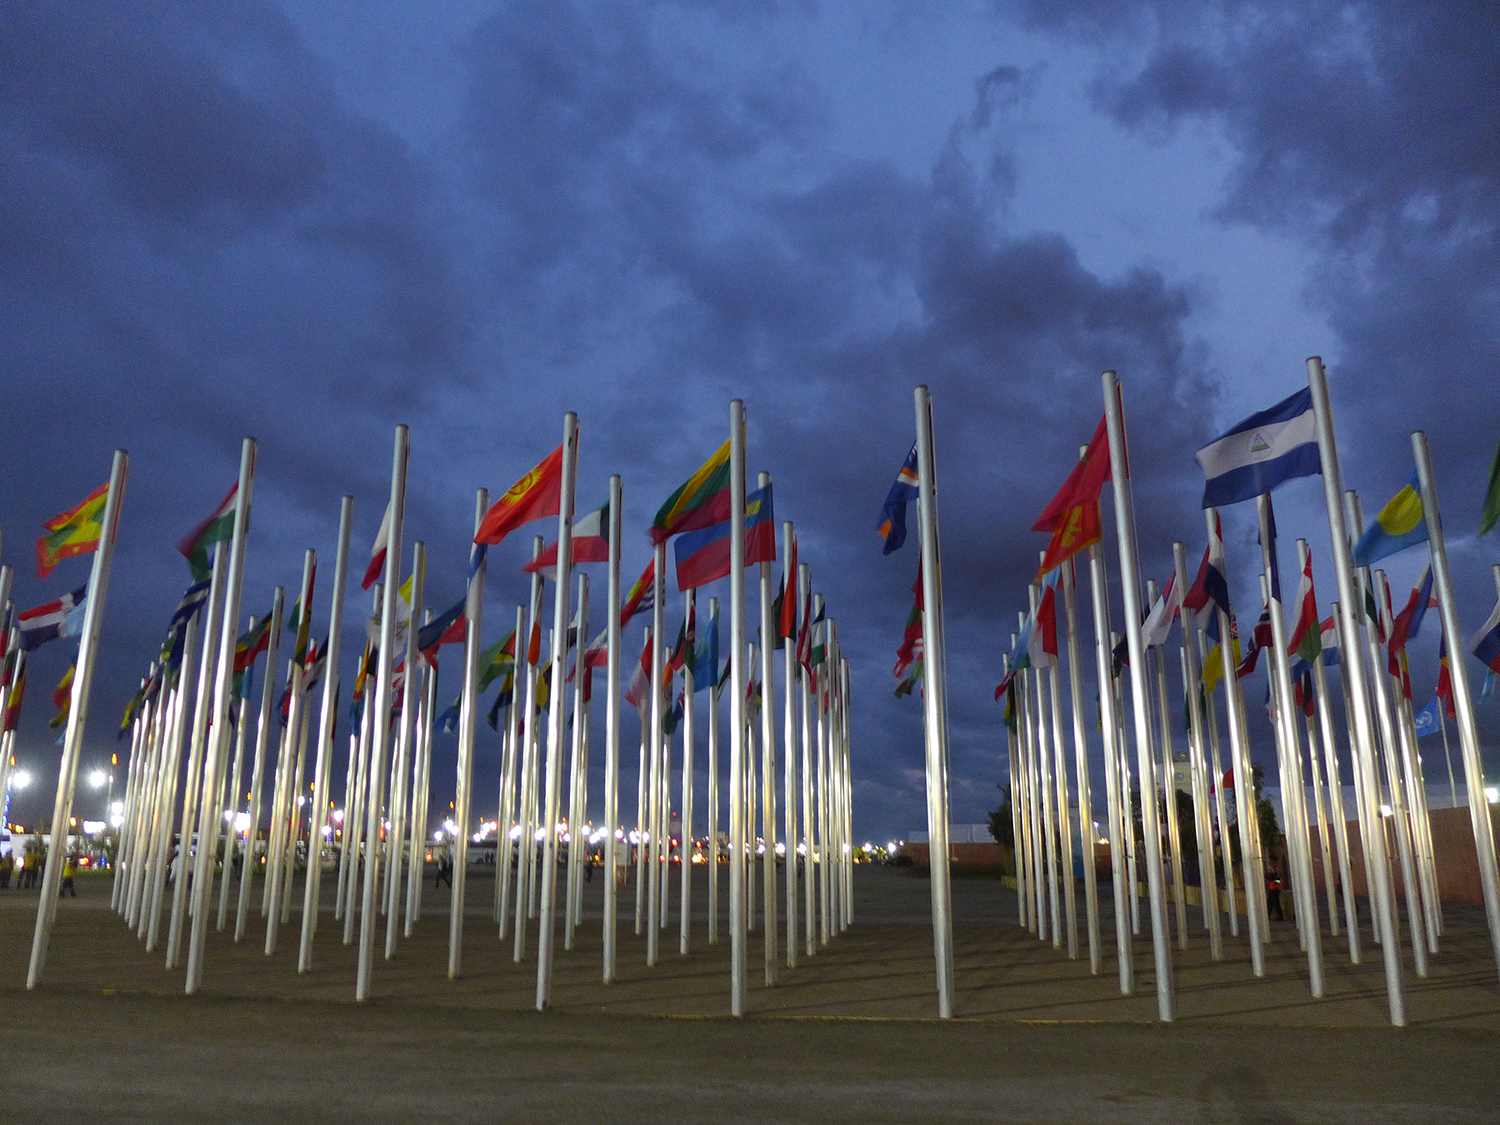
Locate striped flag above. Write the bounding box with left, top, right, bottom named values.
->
left=524, top=499, right=611, bottom=577
left=362, top=501, right=393, bottom=590
left=620, top=557, right=655, bottom=627
left=35, top=482, right=108, bottom=578
left=1194, top=388, right=1320, bottom=508
left=1287, top=552, right=1321, bottom=665
left=1184, top=512, right=1231, bottom=629
left=18, top=585, right=87, bottom=652
left=179, top=484, right=239, bottom=581
left=651, top=440, right=730, bottom=545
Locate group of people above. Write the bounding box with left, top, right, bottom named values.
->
left=0, top=849, right=49, bottom=890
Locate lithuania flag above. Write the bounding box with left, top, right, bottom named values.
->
left=35, top=482, right=108, bottom=578
left=650, top=440, right=730, bottom=544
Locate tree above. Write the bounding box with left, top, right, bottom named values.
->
left=988, top=784, right=1014, bottom=850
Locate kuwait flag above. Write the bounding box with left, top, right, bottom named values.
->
left=35, top=481, right=109, bottom=578
left=524, top=499, right=610, bottom=578
left=475, top=443, right=565, bottom=547
left=672, top=485, right=775, bottom=591
left=651, top=440, right=730, bottom=544
left=19, top=585, right=88, bottom=652
left=179, top=484, right=239, bottom=581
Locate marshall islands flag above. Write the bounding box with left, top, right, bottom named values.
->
left=1194, top=387, right=1321, bottom=508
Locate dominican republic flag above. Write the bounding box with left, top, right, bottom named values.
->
left=19, top=585, right=88, bottom=652
left=1194, top=387, right=1320, bottom=508
left=1469, top=595, right=1500, bottom=675
left=524, top=499, right=611, bottom=578
left=672, top=485, right=776, bottom=591
left=362, top=500, right=393, bottom=590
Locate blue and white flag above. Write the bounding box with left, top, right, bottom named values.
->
left=1413, top=696, right=1442, bottom=739
left=1194, top=388, right=1321, bottom=508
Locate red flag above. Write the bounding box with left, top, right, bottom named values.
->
left=1033, top=416, right=1111, bottom=533
left=475, top=443, right=565, bottom=547
left=1038, top=582, right=1059, bottom=658
left=526, top=620, right=542, bottom=666
left=779, top=531, right=798, bottom=640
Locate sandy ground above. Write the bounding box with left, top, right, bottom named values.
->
left=2, top=863, right=1497, bottom=1123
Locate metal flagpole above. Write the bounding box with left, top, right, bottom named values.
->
left=1029, top=586, right=1060, bottom=948
left=266, top=552, right=315, bottom=950
left=1414, top=432, right=1500, bottom=977
left=799, top=569, right=814, bottom=958
left=342, top=647, right=375, bottom=943
left=514, top=539, right=546, bottom=960
left=757, top=472, right=779, bottom=981
left=707, top=600, right=721, bottom=946
left=635, top=692, right=648, bottom=937
left=407, top=628, right=436, bottom=932
left=1113, top=653, right=1141, bottom=937
left=1044, top=578, right=1078, bottom=959
left=146, top=647, right=193, bottom=948
left=782, top=524, right=799, bottom=968
left=450, top=486, right=490, bottom=980
left=679, top=587, right=695, bottom=955
left=216, top=659, right=252, bottom=931
left=1018, top=615, right=1042, bottom=941
left=647, top=540, right=666, bottom=967
left=603, top=475, right=623, bottom=980
left=280, top=692, right=310, bottom=925
left=384, top=543, right=424, bottom=959
left=1194, top=620, right=1238, bottom=938
left=566, top=574, right=590, bottom=951
left=1147, top=580, right=1188, bottom=950
left=496, top=604, right=524, bottom=936
left=1005, top=648, right=1029, bottom=931
left=913, top=385, right=955, bottom=1018
left=1102, top=371, right=1174, bottom=1021
left=297, top=496, right=352, bottom=966
left=1303, top=698, right=1341, bottom=937
left=168, top=545, right=228, bottom=969
left=728, top=398, right=749, bottom=1015
left=186, top=437, right=256, bottom=991
left=356, top=426, right=408, bottom=999
left=1306, top=356, right=1405, bottom=1024
left=814, top=615, right=830, bottom=945
left=1309, top=614, right=1359, bottom=962
left=28, top=448, right=128, bottom=987
left=1174, top=543, right=1222, bottom=960
left=1087, top=544, right=1131, bottom=990
left=535, top=414, right=578, bottom=1005
left=1062, top=558, right=1102, bottom=972
left=236, top=589, right=283, bottom=942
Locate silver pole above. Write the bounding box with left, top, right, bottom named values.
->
left=1306, top=356, right=1405, bottom=1024
left=495, top=605, right=523, bottom=937
left=635, top=693, right=648, bottom=937
left=1173, top=542, right=1222, bottom=960
left=342, top=647, right=376, bottom=943
left=1146, top=581, right=1187, bottom=950
left=384, top=542, right=424, bottom=959
left=913, top=385, right=955, bottom=1018
left=266, top=552, right=315, bottom=951
left=603, top=475, right=623, bottom=980
left=1102, top=370, right=1174, bottom=1021
left=513, top=539, right=545, bottom=960
left=450, top=486, right=490, bottom=980
left=679, top=587, right=696, bottom=955
left=1045, top=580, right=1078, bottom=959
left=1062, top=557, right=1102, bottom=972
left=1414, top=432, right=1500, bottom=975
left=728, top=398, right=748, bottom=1015
left=216, top=661, right=252, bottom=931
left=357, top=425, right=409, bottom=999
left=236, top=589, right=283, bottom=942
left=782, top=523, right=799, bottom=968
left=408, top=635, right=437, bottom=930
left=646, top=540, right=666, bottom=966
left=707, top=601, right=721, bottom=947
left=1310, top=629, right=1360, bottom=962
left=1030, top=586, right=1060, bottom=948
left=1088, top=543, right=1132, bottom=991
left=566, top=573, right=590, bottom=951
left=28, top=448, right=128, bottom=987
left=757, top=471, right=778, bottom=982
left=799, top=568, right=814, bottom=958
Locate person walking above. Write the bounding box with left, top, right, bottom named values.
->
left=60, top=855, right=77, bottom=898
left=0, top=851, right=13, bottom=889
left=1265, top=864, right=1285, bottom=922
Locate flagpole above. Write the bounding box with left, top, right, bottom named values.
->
left=335, top=653, right=361, bottom=927
left=408, top=628, right=436, bottom=931
left=728, top=398, right=749, bottom=1015
left=280, top=685, right=310, bottom=925
left=342, top=642, right=375, bottom=944
left=511, top=540, right=545, bottom=959
left=1086, top=544, right=1132, bottom=990
left=1173, top=543, right=1222, bottom=960
left=1147, top=580, right=1188, bottom=951
left=635, top=691, right=648, bottom=938
left=1060, top=557, right=1102, bottom=972
left=1308, top=610, right=1360, bottom=962
left=647, top=540, right=666, bottom=968
left=1102, top=371, right=1173, bottom=1021
left=679, top=586, right=696, bottom=955
left=1029, top=585, right=1060, bottom=949
left=265, top=551, right=315, bottom=953
left=566, top=573, right=591, bottom=952
left=1043, top=577, right=1078, bottom=959
left=1019, top=612, right=1044, bottom=942
left=384, top=542, right=424, bottom=959
left=1414, top=432, right=1500, bottom=977
left=445, top=483, right=490, bottom=981
left=781, top=523, right=799, bottom=968
left=144, top=670, right=185, bottom=945
left=756, top=472, right=779, bottom=981
left=186, top=437, right=256, bottom=991
left=1303, top=702, right=1341, bottom=937
left=1004, top=648, right=1029, bottom=931
left=911, top=385, right=954, bottom=1018
left=355, top=425, right=408, bottom=998
left=1205, top=509, right=1268, bottom=974
left=496, top=605, right=523, bottom=938
left=1305, top=357, right=1405, bottom=1025
left=798, top=567, right=815, bottom=958
left=167, top=545, right=229, bottom=969
left=216, top=658, right=252, bottom=931
left=28, top=448, right=127, bottom=987
left=234, top=589, right=283, bottom=942
left=602, top=476, right=623, bottom=980
left=813, top=616, right=830, bottom=945
left=707, top=599, right=722, bottom=946
left=1200, top=636, right=1239, bottom=939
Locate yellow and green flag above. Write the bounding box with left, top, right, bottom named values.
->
left=35, top=482, right=108, bottom=578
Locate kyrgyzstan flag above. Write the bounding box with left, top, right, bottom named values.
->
left=1033, top=414, right=1111, bottom=580
left=475, top=443, right=565, bottom=548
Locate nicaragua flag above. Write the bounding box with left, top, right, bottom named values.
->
left=1353, top=470, right=1427, bottom=568
left=1194, top=388, right=1321, bottom=508
left=19, top=585, right=88, bottom=652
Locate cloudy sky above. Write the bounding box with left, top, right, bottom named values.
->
left=2, top=0, right=1497, bottom=841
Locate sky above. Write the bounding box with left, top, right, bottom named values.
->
left=2, top=0, right=1498, bottom=842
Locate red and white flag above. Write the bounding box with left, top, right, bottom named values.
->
left=362, top=501, right=392, bottom=590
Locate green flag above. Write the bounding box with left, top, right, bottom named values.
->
left=1481, top=435, right=1500, bottom=535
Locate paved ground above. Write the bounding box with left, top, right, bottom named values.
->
left=3, top=864, right=1498, bottom=1122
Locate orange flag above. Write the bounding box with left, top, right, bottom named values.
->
left=474, top=443, right=565, bottom=547
left=1034, top=414, right=1111, bottom=579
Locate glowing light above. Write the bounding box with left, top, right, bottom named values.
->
left=1488, top=787, right=1499, bottom=805
left=1380, top=804, right=1394, bottom=818
left=332, top=809, right=345, bottom=824
left=88, top=769, right=108, bottom=789
left=433, top=831, right=444, bottom=842
left=110, top=800, right=123, bottom=815
left=887, top=841, right=898, bottom=853
left=12, top=769, right=32, bottom=789
left=861, top=842, right=874, bottom=853
left=509, top=825, right=522, bottom=840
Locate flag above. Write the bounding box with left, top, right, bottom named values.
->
left=779, top=532, right=798, bottom=639
left=1287, top=552, right=1322, bottom=665
left=437, top=695, right=462, bottom=735
left=1353, top=470, right=1427, bottom=567
left=1033, top=415, right=1111, bottom=578
left=809, top=606, right=827, bottom=668
left=1413, top=696, right=1442, bottom=739
left=362, top=501, right=393, bottom=590
left=1318, top=615, right=1340, bottom=667
left=524, top=498, right=612, bottom=577
left=692, top=611, right=718, bottom=690
left=475, top=442, right=566, bottom=547
left=1141, top=572, right=1182, bottom=648
left=718, top=655, right=732, bottom=693
left=486, top=671, right=515, bottom=731
left=895, top=655, right=924, bottom=700
left=651, top=440, right=731, bottom=545
left=3, top=665, right=25, bottom=733
left=893, top=564, right=923, bottom=681
left=179, top=484, right=240, bottom=582
left=1482, top=435, right=1500, bottom=536
left=616, top=558, right=654, bottom=629
left=673, top=485, right=776, bottom=590
left=877, top=443, right=919, bottom=555
left=624, top=630, right=652, bottom=709
left=477, top=628, right=518, bottom=692
left=18, top=585, right=88, bottom=652
left=795, top=580, right=813, bottom=670
left=1194, top=387, right=1320, bottom=508
left=233, top=615, right=273, bottom=673
left=1386, top=565, right=1434, bottom=676
left=1184, top=512, right=1231, bottom=630
left=1469, top=596, right=1500, bottom=675
left=1436, top=636, right=1457, bottom=720
left=51, top=661, right=75, bottom=712
left=35, top=482, right=108, bottom=578
left=1201, top=617, right=1244, bottom=694
left=418, top=597, right=467, bottom=663
left=164, top=579, right=211, bottom=655
left=1038, top=577, right=1060, bottom=657
left=535, top=663, right=552, bottom=712
left=118, top=686, right=143, bottom=740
